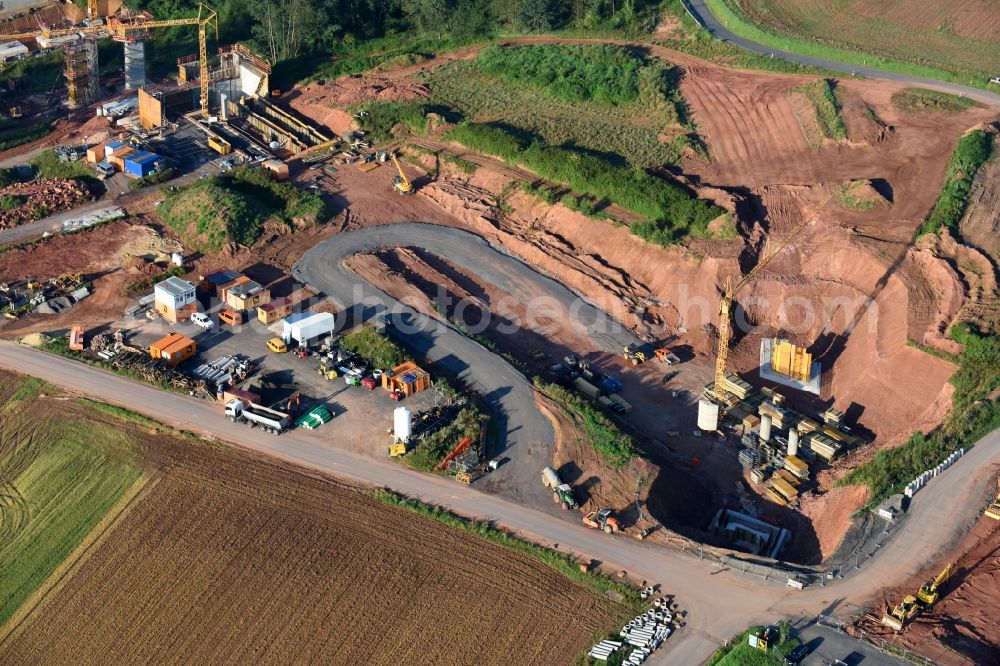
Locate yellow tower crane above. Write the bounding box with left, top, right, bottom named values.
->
left=0, top=4, right=218, bottom=116
left=108, top=4, right=218, bottom=116
left=711, top=197, right=831, bottom=400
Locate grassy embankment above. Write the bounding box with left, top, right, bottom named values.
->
left=535, top=379, right=637, bottom=468
left=157, top=167, right=325, bottom=253
left=793, top=79, right=847, bottom=141
left=916, top=130, right=994, bottom=238
left=0, top=375, right=144, bottom=625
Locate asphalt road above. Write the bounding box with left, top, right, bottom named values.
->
left=683, top=0, right=1000, bottom=108
left=294, top=223, right=645, bottom=507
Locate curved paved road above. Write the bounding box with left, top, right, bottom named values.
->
left=294, top=223, right=643, bottom=507
left=683, top=0, right=1000, bottom=108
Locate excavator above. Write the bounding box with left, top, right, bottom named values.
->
left=390, top=153, right=414, bottom=195
left=582, top=508, right=620, bottom=534
left=917, top=563, right=953, bottom=606
left=881, top=563, right=953, bottom=630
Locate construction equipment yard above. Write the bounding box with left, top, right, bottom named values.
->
left=0, top=1, right=998, bottom=664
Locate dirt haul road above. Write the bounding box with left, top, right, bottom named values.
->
left=294, top=223, right=645, bottom=507
left=2, top=341, right=999, bottom=664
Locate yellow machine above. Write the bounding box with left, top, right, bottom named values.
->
left=917, top=564, right=953, bottom=606
left=985, top=478, right=1000, bottom=520
left=207, top=135, right=232, bottom=155
left=624, top=344, right=647, bottom=366
left=391, top=154, right=413, bottom=195
left=388, top=441, right=407, bottom=457
left=882, top=595, right=921, bottom=631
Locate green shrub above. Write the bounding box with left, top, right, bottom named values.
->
left=404, top=404, right=486, bottom=472
left=917, top=130, right=994, bottom=237
left=477, top=44, right=651, bottom=106
left=0, top=194, right=22, bottom=210
left=128, top=167, right=176, bottom=191
left=446, top=122, right=721, bottom=244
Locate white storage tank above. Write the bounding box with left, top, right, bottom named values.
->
left=171, top=252, right=184, bottom=267
left=697, top=399, right=720, bottom=432
left=760, top=414, right=772, bottom=442
left=787, top=429, right=799, bottom=456
left=393, top=407, right=412, bottom=443
left=542, top=466, right=561, bottom=489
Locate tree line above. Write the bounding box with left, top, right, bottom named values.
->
left=125, top=0, right=663, bottom=65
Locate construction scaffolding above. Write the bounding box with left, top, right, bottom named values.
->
left=769, top=338, right=813, bottom=381
left=64, top=39, right=99, bottom=107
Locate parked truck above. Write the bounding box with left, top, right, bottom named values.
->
left=541, top=466, right=578, bottom=510
left=573, top=376, right=602, bottom=400
left=224, top=398, right=289, bottom=435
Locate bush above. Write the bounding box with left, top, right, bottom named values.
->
left=0, top=122, right=50, bottom=152
left=355, top=100, right=429, bottom=138
left=917, top=130, right=994, bottom=237
left=29, top=149, right=94, bottom=181
left=338, top=326, right=405, bottom=369
left=893, top=88, right=981, bottom=114
left=128, top=167, right=176, bottom=191
left=446, top=122, right=721, bottom=243
left=0, top=194, right=22, bottom=210
left=404, top=403, right=486, bottom=472
left=477, top=44, right=650, bottom=106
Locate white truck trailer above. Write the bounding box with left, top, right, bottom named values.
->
left=224, top=399, right=289, bottom=435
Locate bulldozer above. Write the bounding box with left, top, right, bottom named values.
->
left=624, top=344, right=647, bottom=366
left=882, top=595, right=921, bottom=631
left=388, top=440, right=407, bottom=457
left=582, top=508, right=620, bottom=534
left=917, top=563, right=953, bottom=606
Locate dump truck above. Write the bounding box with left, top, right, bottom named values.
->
left=541, top=466, right=578, bottom=510
left=224, top=399, right=289, bottom=435
left=582, top=508, right=620, bottom=534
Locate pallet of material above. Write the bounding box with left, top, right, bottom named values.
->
left=775, top=469, right=799, bottom=487
left=783, top=455, right=809, bottom=479
left=722, top=372, right=752, bottom=399
left=358, top=161, right=380, bottom=172
left=771, top=477, right=799, bottom=501
left=809, top=432, right=841, bottom=461
left=766, top=487, right=788, bottom=505
left=758, top=401, right=789, bottom=429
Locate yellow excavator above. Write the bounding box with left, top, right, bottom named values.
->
left=882, top=563, right=953, bottom=630
left=917, top=563, right=953, bottom=606
left=391, top=153, right=414, bottom=195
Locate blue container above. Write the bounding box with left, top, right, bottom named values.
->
left=124, top=151, right=159, bottom=178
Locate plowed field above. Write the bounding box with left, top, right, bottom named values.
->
left=0, top=373, right=620, bottom=665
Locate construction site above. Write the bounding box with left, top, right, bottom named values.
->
left=0, top=2, right=998, bottom=665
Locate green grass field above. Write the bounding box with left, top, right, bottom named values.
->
left=0, top=375, right=143, bottom=625
left=707, top=625, right=799, bottom=666
left=420, top=47, right=696, bottom=168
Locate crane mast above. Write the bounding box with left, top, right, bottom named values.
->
left=712, top=197, right=831, bottom=396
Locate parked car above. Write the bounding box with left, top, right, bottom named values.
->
left=784, top=645, right=810, bottom=665
left=190, top=312, right=214, bottom=330
left=267, top=337, right=288, bottom=353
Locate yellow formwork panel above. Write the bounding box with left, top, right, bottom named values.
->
left=770, top=338, right=812, bottom=382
